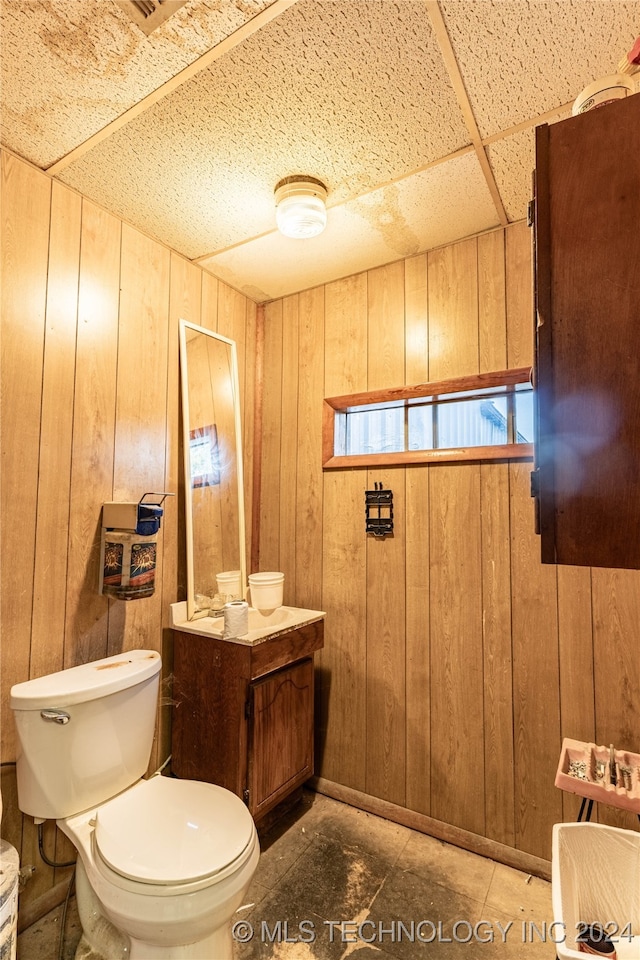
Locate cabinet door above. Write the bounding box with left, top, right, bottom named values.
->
left=534, top=94, right=640, bottom=568
left=247, top=658, right=314, bottom=819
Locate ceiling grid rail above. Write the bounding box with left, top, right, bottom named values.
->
left=423, top=0, right=509, bottom=227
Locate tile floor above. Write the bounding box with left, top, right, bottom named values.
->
left=17, top=789, right=556, bottom=960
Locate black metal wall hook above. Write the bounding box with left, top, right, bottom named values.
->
left=365, top=482, right=393, bottom=537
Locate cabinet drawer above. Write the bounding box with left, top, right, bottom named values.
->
left=250, top=620, right=323, bottom=679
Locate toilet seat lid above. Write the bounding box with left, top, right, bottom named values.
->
left=94, top=776, right=255, bottom=884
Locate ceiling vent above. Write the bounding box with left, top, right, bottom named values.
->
left=115, top=0, right=189, bottom=36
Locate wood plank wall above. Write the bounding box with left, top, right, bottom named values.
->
left=2, top=146, right=638, bottom=914
left=0, top=150, right=257, bottom=911
left=259, top=223, right=640, bottom=862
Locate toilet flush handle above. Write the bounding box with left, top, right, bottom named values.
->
left=40, top=709, right=70, bottom=725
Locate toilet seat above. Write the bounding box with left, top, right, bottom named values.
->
left=94, top=776, right=255, bottom=885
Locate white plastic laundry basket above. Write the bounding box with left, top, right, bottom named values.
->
left=552, top=822, right=640, bottom=959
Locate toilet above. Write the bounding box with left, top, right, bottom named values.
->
left=10, top=650, right=259, bottom=960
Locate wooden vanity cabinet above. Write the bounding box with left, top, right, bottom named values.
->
left=532, top=93, right=640, bottom=568
left=171, top=620, right=323, bottom=820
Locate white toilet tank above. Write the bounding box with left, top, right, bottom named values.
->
left=10, top=650, right=161, bottom=821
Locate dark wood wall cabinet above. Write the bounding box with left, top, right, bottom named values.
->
left=532, top=93, right=640, bottom=568
left=172, top=620, right=324, bottom=820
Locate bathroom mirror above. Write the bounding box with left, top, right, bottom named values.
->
left=179, top=319, right=246, bottom=620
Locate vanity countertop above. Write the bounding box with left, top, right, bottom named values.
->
left=170, top=601, right=325, bottom=645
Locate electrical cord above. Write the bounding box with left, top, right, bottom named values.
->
left=37, top=823, right=76, bottom=868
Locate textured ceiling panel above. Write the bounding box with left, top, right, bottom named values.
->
left=441, top=0, right=640, bottom=139
left=199, top=151, right=500, bottom=301
left=3, top=0, right=639, bottom=300
left=56, top=0, right=470, bottom=258
left=0, top=0, right=279, bottom=166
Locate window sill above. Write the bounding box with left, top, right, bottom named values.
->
left=323, top=443, right=533, bottom=469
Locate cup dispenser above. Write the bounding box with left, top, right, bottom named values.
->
left=99, top=493, right=173, bottom=600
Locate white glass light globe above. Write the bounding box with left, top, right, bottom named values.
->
left=274, top=177, right=327, bottom=239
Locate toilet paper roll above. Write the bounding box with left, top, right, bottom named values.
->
left=223, top=600, right=249, bottom=639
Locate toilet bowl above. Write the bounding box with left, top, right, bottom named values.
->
left=10, top=650, right=259, bottom=960
left=61, top=777, right=259, bottom=959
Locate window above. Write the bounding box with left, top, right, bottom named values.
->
left=323, top=368, right=533, bottom=468
left=189, top=424, right=221, bottom=487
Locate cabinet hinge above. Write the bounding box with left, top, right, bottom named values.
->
left=527, top=199, right=535, bottom=227
left=243, top=788, right=250, bottom=805
left=530, top=469, right=539, bottom=499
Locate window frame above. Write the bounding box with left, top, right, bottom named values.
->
left=322, top=367, right=534, bottom=469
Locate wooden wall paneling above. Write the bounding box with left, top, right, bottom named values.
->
left=365, top=467, right=407, bottom=805
left=404, top=253, right=428, bottom=384
left=556, top=565, right=595, bottom=822
left=109, top=224, right=170, bottom=656
left=505, top=221, right=534, bottom=370
left=250, top=306, right=264, bottom=574
left=0, top=153, right=52, bottom=908
left=427, top=238, right=479, bottom=380
left=427, top=235, right=484, bottom=834
left=258, top=300, right=283, bottom=574
left=366, top=471, right=407, bottom=805
left=364, top=263, right=406, bottom=803
left=0, top=767, right=21, bottom=874
left=318, top=471, right=367, bottom=789
left=295, top=286, right=325, bottom=610
left=217, top=281, right=244, bottom=344
left=480, top=462, right=515, bottom=846
left=592, top=568, right=640, bottom=830
left=159, top=252, right=202, bottom=768
left=217, top=281, right=249, bottom=576
left=429, top=464, right=485, bottom=835
left=367, top=261, right=406, bottom=389
left=166, top=252, right=202, bottom=609
left=30, top=182, right=82, bottom=683
left=317, top=273, right=369, bottom=789
left=64, top=200, right=121, bottom=669
left=477, top=229, right=507, bottom=374
left=0, top=153, right=51, bottom=762
left=323, top=274, right=369, bottom=395
left=28, top=182, right=83, bottom=888
left=405, top=465, right=430, bottom=814
left=10, top=171, right=637, bottom=901
left=509, top=462, right=561, bottom=858
left=169, top=254, right=203, bottom=329
left=279, top=295, right=299, bottom=600
left=217, top=283, right=251, bottom=558
left=477, top=225, right=514, bottom=843
left=404, top=255, right=430, bottom=813
left=243, top=300, right=257, bottom=585
left=200, top=270, right=219, bottom=331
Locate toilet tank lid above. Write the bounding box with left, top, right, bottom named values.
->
left=10, top=650, right=161, bottom=709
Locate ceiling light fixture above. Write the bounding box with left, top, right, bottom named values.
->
left=274, top=176, right=328, bottom=239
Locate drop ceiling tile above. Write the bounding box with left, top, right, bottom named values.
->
left=56, top=0, right=471, bottom=259
left=441, top=0, right=640, bottom=139
left=0, top=0, right=280, bottom=167
left=199, top=151, right=500, bottom=301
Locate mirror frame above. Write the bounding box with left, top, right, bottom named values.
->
left=178, top=319, right=247, bottom=620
